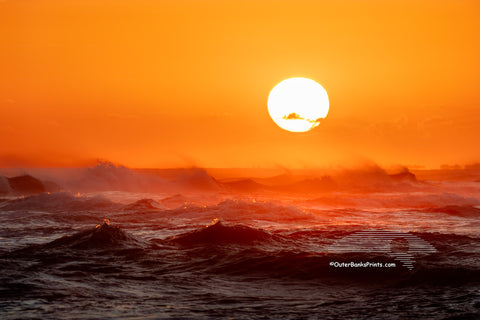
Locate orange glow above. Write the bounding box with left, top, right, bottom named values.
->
left=0, top=0, right=479, bottom=168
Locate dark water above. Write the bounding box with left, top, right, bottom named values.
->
left=1, top=193, right=479, bottom=319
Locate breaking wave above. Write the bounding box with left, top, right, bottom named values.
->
left=9, top=220, right=139, bottom=253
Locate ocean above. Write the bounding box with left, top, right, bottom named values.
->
left=0, top=165, right=479, bottom=319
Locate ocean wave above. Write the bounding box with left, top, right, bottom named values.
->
left=57, top=162, right=223, bottom=193
left=169, top=219, right=280, bottom=246
left=1, top=192, right=120, bottom=212
left=158, top=194, right=191, bottom=208
left=3, top=222, right=478, bottom=286
left=122, top=198, right=166, bottom=211
left=307, top=192, right=480, bottom=209
left=423, top=205, right=480, bottom=218
left=162, top=227, right=480, bottom=282
left=168, top=199, right=314, bottom=223
left=9, top=220, right=140, bottom=253
left=160, top=245, right=480, bottom=284
left=0, top=175, right=12, bottom=194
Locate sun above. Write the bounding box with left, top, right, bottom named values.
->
left=267, top=77, right=329, bottom=132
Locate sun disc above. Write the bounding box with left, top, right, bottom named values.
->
left=267, top=77, right=329, bottom=132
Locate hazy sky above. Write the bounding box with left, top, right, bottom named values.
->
left=1, top=0, right=479, bottom=168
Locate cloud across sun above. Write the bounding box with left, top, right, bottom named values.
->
left=268, top=78, right=329, bottom=132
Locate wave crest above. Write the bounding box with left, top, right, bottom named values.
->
left=28, top=220, right=137, bottom=251
left=170, top=219, right=277, bottom=246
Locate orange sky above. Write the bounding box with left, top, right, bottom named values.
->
left=1, top=0, right=479, bottom=169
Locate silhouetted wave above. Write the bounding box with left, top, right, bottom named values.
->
left=169, top=220, right=280, bottom=246
left=8, top=220, right=140, bottom=255
left=47, top=220, right=137, bottom=250
left=123, top=198, right=165, bottom=211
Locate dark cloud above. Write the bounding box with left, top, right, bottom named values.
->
left=307, top=118, right=323, bottom=124
left=282, top=113, right=325, bottom=124
left=283, top=113, right=303, bottom=120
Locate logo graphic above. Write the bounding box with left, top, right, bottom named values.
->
left=327, top=230, right=437, bottom=270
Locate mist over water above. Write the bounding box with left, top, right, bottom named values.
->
left=0, top=163, right=479, bottom=319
